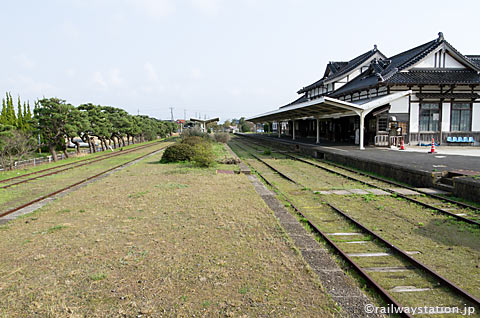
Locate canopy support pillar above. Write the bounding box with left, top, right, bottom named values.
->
left=292, top=120, right=296, bottom=140
left=278, top=121, right=281, bottom=138
left=359, top=112, right=365, bottom=150
left=316, top=118, right=320, bottom=144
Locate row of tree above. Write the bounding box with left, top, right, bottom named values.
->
left=35, top=98, right=178, bottom=161
left=0, top=95, right=178, bottom=168
left=0, top=93, right=33, bottom=130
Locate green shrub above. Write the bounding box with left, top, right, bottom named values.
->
left=181, top=136, right=208, bottom=147
left=180, top=127, right=208, bottom=138
left=214, top=132, right=230, bottom=143
left=192, top=143, right=214, bottom=167
left=160, top=143, right=195, bottom=163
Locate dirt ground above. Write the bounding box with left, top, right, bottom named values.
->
left=0, top=149, right=338, bottom=317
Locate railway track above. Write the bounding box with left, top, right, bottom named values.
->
left=0, top=142, right=170, bottom=220
left=0, top=141, right=163, bottom=189
left=238, top=135, right=480, bottom=227
left=229, top=139, right=480, bottom=317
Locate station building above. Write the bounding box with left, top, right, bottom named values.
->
left=247, top=33, right=480, bottom=149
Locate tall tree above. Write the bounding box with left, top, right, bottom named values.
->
left=0, top=99, right=7, bottom=124
left=5, top=93, right=16, bottom=126
left=16, top=96, right=24, bottom=130
left=34, top=98, right=72, bottom=161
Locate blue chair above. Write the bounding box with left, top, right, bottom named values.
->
left=447, top=136, right=453, bottom=142
left=468, top=137, right=475, bottom=143
left=452, top=137, right=458, bottom=142
left=458, top=137, right=464, bottom=142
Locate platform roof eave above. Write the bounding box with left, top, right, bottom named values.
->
left=246, top=96, right=364, bottom=123
left=190, top=117, right=220, bottom=124
left=247, top=90, right=412, bottom=123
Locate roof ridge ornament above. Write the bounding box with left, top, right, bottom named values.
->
left=373, top=44, right=377, bottom=51
left=438, top=32, right=444, bottom=41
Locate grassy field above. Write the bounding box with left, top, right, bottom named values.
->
left=0, top=142, right=338, bottom=317
left=0, top=141, right=172, bottom=213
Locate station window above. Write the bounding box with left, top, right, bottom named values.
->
left=377, top=115, right=388, bottom=132
left=419, top=103, right=440, bottom=132
left=450, top=103, right=472, bottom=131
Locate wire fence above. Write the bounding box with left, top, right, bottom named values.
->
left=0, top=149, right=92, bottom=172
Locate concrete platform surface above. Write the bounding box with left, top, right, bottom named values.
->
left=252, top=134, right=480, bottom=174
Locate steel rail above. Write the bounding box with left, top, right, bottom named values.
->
left=0, top=141, right=162, bottom=185
left=284, top=153, right=480, bottom=227
left=0, top=141, right=163, bottom=189
left=231, top=140, right=480, bottom=308
left=236, top=135, right=480, bottom=226
left=0, top=144, right=169, bottom=219
left=229, top=141, right=412, bottom=318
left=240, top=133, right=480, bottom=212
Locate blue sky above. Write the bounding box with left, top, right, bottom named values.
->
left=1, top=0, right=478, bottom=122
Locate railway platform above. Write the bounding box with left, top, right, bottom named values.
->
left=238, top=133, right=480, bottom=203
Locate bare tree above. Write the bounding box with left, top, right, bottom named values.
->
left=0, top=128, right=36, bottom=170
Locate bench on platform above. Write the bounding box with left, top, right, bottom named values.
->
left=447, top=136, right=475, bottom=144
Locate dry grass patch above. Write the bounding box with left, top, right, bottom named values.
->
left=0, top=151, right=338, bottom=317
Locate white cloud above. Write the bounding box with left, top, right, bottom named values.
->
left=66, top=68, right=76, bottom=78
left=13, top=54, right=35, bottom=69
left=190, top=68, right=202, bottom=79
left=144, top=62, right=159, bottom=82
left=127, top=0, right=175, bottom=18
left=93, top=72, right=107, bottom=88
left=92, top=68, right=125, bottom=88
left=191, top=0, right=222, bottom=15
left=110, top=68, right=124, bottom=86
left=228, top=87, right=241, bottom=96
left=7, top=75, right=55, bottom=96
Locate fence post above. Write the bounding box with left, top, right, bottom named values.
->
left=33, top=158, right=36, bottom=167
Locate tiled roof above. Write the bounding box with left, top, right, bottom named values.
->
left=330, top=33, right=480, bottom=97
left=279, top=94, right=308, bottom=108
left=298, top=47, right=383, bottom=94
left=467, top=55, right=480, bottom=68
left=385, top=70, right=480, bottom=85
left=329, top=61, right=348, bottom=73
left=416, top=93, right=480, bottom=100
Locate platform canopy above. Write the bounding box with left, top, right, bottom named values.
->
left=190, top=117, right=220, bottom=124
left=246, top=90, right=412, bottom=150
left=190, top=117, right=219, bottom=133
left=247, top=91, right=411, bottom=123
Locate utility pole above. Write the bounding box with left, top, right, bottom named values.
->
left=169, top=107, right=174, bottom=121
left=137, top=109, right=140, bottom=115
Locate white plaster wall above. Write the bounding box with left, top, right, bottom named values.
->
left=415, top=53, right=435, bottom=68
left=445, top=54, right=465, bottom=68
left=410, top=102, right=419, bottom=133
left=413, top=49, right=466, bottom=69
left=349, top=69, right=360, bottom=79
left=442, top=102, right=450, bottom=132
left=473, top=103, right=480, bottom=131
left=389, top=96, right=409, bottom=113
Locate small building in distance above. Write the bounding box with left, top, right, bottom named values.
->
left=247, top=33, right=480, bottom=149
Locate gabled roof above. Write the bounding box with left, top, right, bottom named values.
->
left=297, top=46, right=385, bottom=94
left=330, top=33, right=480, bottom=97
left=279, top=94, right=308, bottom=108
left=467, top=55, right=480, bottom=68
left=324, top=61, right=348, bottom=78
